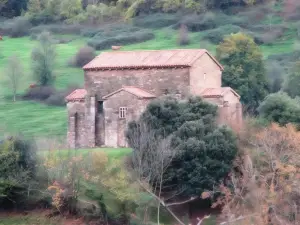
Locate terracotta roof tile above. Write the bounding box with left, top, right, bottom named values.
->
left=83, top=49, right=223, bottom=70
left=103, top=86, right=156, bottom=99
left=200, top=87, right=240, bottom=98
left=65, top=89, right=87, bottom=102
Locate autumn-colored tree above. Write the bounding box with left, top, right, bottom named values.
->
left=216, top=33, right=268, bottom=113
left=212, top=123, right=300, bottom=225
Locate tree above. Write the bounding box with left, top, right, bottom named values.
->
left=0, top=0, right=27, bottom=17
left=283, top=61, right=300, bottom=98
left=214, top=123, right=300, bottom=225
left=126, top=95, right=238, bottom=222
left=31, top=31, right=56, bottom=86
left=257, top=92, right=300, bottom=127
left=6, top=55, right=23, bottom=101
left=216, top=33, right=268, bottom=113
left=60, top=0, right=82, bottom=20
left=0, top=136, right=38, bottom=208
left=26, top=0, right=41, bottom=15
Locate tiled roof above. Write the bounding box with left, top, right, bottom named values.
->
left=103, top=86, right=156, bottom=99
left=200, top=87, right=240, bottom=98
left=65, top=89, right=87, bottom=102
left=83, top=49, right=223, bottom=70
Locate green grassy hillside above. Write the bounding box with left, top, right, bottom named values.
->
left=1, top=2, right=299, bottom=138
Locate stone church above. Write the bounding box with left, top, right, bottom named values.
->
left=65, top=49, right=242, bottom=148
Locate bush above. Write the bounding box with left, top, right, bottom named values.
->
left=69, top=46, right=96, bottom=67
left=87, top=30, right=154, bottom=50
left=172, top=13, right=216, bottom=32
left=244, top=24, right=287, bottom=45
left=30, top=24, right=85, bottom=35
left=23, top=86, right=55, bottom=101
left=202, top=25, right=241, bottom=44
left=81, top=25, right=141, bottom=38
left=172, top=12, right=248, bottom=32
left=7, top=17, right=32, bottom=38
left=257, top=92, right=300, bottom=127
left=45, top=85, right=80, bottom=106
left=0, top=136, right=39, bottom=209
left=133, top=13, right=179, bottom=28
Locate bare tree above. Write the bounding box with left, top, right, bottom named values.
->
left=128, top=122, right=199, bottom=225
left=6, top=55, right=23, bottom=101
left=211, top=123, right=300, bottom=225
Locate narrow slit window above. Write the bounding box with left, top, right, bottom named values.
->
left=119, top=107, right=127, bottom=119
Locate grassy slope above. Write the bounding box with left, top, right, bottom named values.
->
left=0, top=7, right=298, bottom=138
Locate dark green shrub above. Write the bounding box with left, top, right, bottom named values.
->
left=28, top=11, right=58, bottom=26
left=172, top=12, right=247, bottom=32
left=202, top=25, right=241, bottom=44
left=81, top=25, right=141, bottom=38
left=172, top=13, right=216, bottom=32
left=69, top=46, right=96, bottom=67
left=30, top=24, right=85, bottom=35
left=45, top=85, right=80, bottom=106
left=133, top=13, right=179, bottom=28
left=23, top=86, right=55, bottom=101
left=87, top=31, right=154, bottom=50
left=8, top=17, right=32, bottom=38
left=0, top=136, right=38, bottom=209
left=258, top=92, right=300, bottom=127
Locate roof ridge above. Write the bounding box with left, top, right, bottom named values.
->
left=103, top=49, right=207, bottom=53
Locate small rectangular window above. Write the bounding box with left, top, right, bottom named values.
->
left=119, top=107, right=127, bottom=119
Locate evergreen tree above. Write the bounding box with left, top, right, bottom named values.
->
left=216, top=33, right=268, bottom=113
left=126, top=96, right=238, bottom=198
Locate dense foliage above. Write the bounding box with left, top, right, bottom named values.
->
left=258, top=92, right=300, bottom=127
left=0, top=136, right=39, bottom=209
left=217, top=33, right=268, bottom=113
left=127, top=96, right=238, bottom=199
left=0, top=0, right=270, bottom=22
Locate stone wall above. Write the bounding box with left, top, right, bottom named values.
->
left=218, top=102, right=243, bottom=132
left=189, top=53, right=222, bottom=95
left=103, top=90, right=149, bottom=147
left=84, top=68, right=190, bottom=98
left=67, top=101, right=86, bottom=148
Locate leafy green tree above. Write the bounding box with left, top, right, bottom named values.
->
left=6, top=55, right=23, bottom=101
left=216, top=33, right=268, bottom=113
left=126, top=96, right=238, bottom=199
left=31, top=31, right=56, bottom=86
left=258, top=92, right=300, bottom=127
left=26, top=0, right=41, bottom=14
left=60, top=0, right=82, bottom=20
left=283, top=62, right=300, bottom=98
left=45, top=0, right=61, bottom=16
